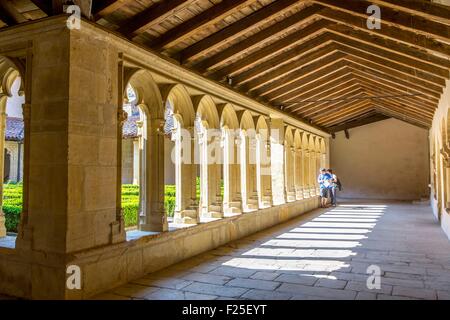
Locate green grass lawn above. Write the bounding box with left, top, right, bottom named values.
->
left=2, top=183, right=177, bottom=232
left=3, top=179, right=224, bottom=232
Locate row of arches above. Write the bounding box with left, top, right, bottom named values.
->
left=0, top=55, right=328, bottom=238
left=431, top=108, right=450, bottom=221
left=120, top=66, right=327, bottom=232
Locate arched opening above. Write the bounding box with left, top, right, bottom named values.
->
left=255, top=116, right=272, bottom=208
left=220, top=104, right=242, bottom=216
left=0, top=55, right=26, bottom=244
left=238, top=111, right=257, bottom=212
left=121, top=68, right=167, bottom=234
left=194, top=95, right=222, bottom=220
left=162, top=84, right=197, bottom=225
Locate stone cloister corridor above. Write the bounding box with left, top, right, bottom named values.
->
left=0, top=0, right=449, bottom=302
left=94, top=201, right=450, bottom=300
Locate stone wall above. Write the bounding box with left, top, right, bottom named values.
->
left=330, top=118, right=430, bottom=200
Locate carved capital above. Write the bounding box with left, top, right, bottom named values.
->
left=118, top=109, right=128, bottom=126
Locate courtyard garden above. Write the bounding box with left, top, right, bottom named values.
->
left=3, top=178, right=217, bottom=232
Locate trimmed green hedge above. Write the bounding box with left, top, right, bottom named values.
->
left=3, top=183, right=22, bottom=233
left=2, top=183, right=178, bottom=232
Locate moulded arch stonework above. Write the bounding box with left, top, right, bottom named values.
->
left=160, top=83, right=195, bottom=128
left=125, top=68, right=164, bottom=119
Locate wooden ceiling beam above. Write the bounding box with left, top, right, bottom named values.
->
left=250, top=52, right=346, bottom=98
left=30, top=0, right=53, bottom=16
left=192, top=4, right=323, bottom=72
left=318, top=8, right=450, bottom=57
left=260, top=60, right=348, bottom=102
left=329, top=34, right=449, bottom=79
left=240, top=43, right=339, bottom=91
left=314, top=100, right=375, bottom=125
left=343, top=57, right=443, bottom=96
left=92, top=0, right=129, bottom=20
left=348, top=64, right=439, bottom=105
left=356, top=82, right=436, bottom=115
left=327, top=23, right=450, bottom=70
left=0, top=0, right=28, bottom=25
left=210, top=20, right=332, bottom=81
left=367, top=0, right=450, bottom=25
left=229, top=32, right=332, bottom=85
left=318, top=103, right=376, bottom=127
left=117, top=0, right=196, bottom=38
left=303, top=87, right=370, bottom=119
left=273, top=68, right=353, bottom=104
left=357, top=83, right=436, bottom=115
left=179, top=0, right=300, bottom=64
left=149, top=0, right=256, bottom=51
left=313, top=0, right=450, bottom=42
left=281, top=70, right=355, bottom=107
left=336, top=45, right=446, bottom=87
left=320, top=106, right=379, bottom=127
left=372, top=103, right=431, bottom=128
left=295, top=82, right=364, bottom=117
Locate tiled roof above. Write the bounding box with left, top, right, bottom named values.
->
left=5, top=117, right=24, bottom=141
left=122, top=115, right=140, bottom=139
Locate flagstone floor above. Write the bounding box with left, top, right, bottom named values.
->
left=94, top=200, right=450, bottom=300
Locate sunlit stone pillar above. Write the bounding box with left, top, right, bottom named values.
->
left=294, top=148, right=303, bottom=200
left=173, top=125, right=198, bottom=224
left=207, top=128, right=223, bottom=218
left=303, top=150, right=311, bottom=198
left=270, top=118, right=286, bottom=205
left=256, top=132, right=272, bottom=208
left=239, top=130, right=250, bottom=211
left=309, top=150, right=317, bottom=196
left=140, top=117, right=168, bottom=232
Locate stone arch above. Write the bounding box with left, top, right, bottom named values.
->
left=236, top=110, right=257, bottom=211
left=126, top=69, right=164, bottom=119
left=0, top=55, right=27, bottom=238
left=194, top=95, right=220, bottom=129
left=219, top=104, right=242, bottom=214
left=124, top=68, right=167, bottom=232
left=161, top=83, right=195, bottom=128
left=192, top=95, right=221, bottom=218
left=254, top=116, right=272, bottom=207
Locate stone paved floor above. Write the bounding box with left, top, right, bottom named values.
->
left=97, top=201, right=450, bottom=299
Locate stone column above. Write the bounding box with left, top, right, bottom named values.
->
left=239, top=131, right=249, bottom=211
left=140, top=117, right=168, bottom=232
left=207, top=129, right=223, bottom=218
left=294, top=148, right=303, bottom=200
left=263, top=139, right=273, bottom=205
left=173, top=125, right=198, bottom=224
left=303, top=150, right=311, bottom=198
left=270, top=118, right=286, bottom=205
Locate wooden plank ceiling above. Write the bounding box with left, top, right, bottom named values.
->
left=1, top=0, right=450, bottom=133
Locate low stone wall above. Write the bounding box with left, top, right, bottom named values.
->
left=0, top=197, right=319, bottom=299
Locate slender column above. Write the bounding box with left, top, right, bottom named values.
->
left=303, top=150, right=311, bottom=198
left=137, top=120, right=146, bottom=228
left=207, top=129, right=223, bottom=218
left=140, top=117, right=168, bottom=232
left=295, top=148, right=303, bottom=200
left=222, top=129, right=232, bottom=211
left=264, top=139, right=272, bottom=204
left=239, top=131, right=249, bottom=211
